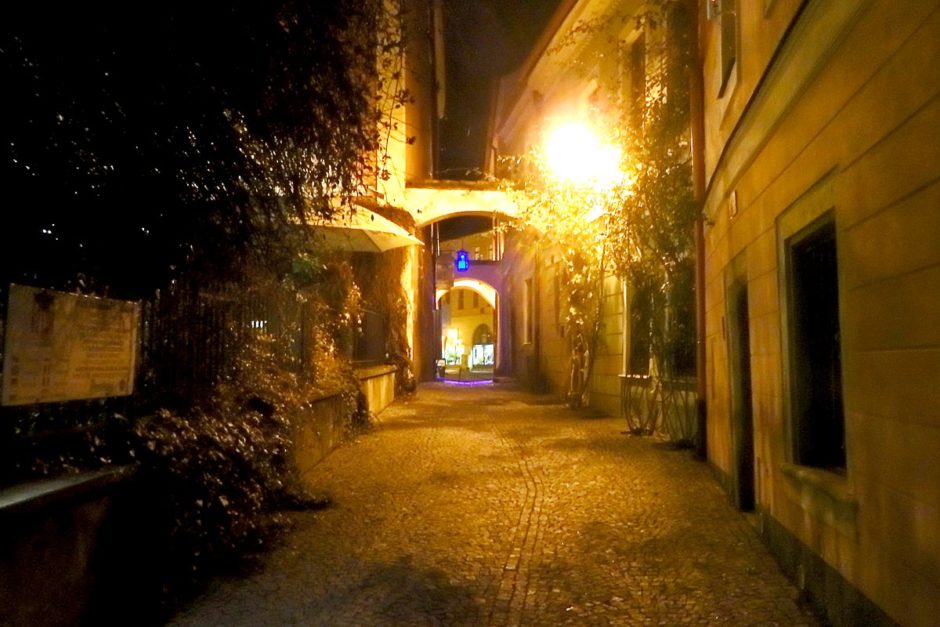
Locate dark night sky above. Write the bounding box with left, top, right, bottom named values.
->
left=439, top=0, right=562, bottom=178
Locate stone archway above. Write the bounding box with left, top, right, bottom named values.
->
left=472, top=323, right=493, bottom=346
left=437, top=282, right=499, bottom=381
left=403, top=183, right=517, bottom=228
left=406, top=189, right=516, bottom=381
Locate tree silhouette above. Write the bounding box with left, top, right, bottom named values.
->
left=1, top=1, right=399, bottom=296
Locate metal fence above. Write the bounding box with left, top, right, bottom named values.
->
left=137, top=282, right=310, bottom=408
left=0, top=277, right=394, bottom=485
left=621, top=374, right=697, bottom=445
left=0, top=276, right=393, bottom=414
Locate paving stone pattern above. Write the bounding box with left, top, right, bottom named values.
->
left=170, top=382, right=818, bottom=626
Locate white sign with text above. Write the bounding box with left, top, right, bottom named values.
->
left=1, top=284, right=140, bottom=405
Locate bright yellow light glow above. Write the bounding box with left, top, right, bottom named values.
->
left=543, top=121, right=622, bottom=188
left=445, top=328, right=459, bottom=341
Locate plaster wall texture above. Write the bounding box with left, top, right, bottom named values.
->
left=359, top=366, right=398, bottom=416
left=701, top=1, right=940, bottom=624
left=501, top=235, right=625, bottom=418
left=500, top=232, right=539, bottom=387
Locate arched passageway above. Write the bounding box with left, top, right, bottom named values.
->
left=426, top=212, right=508, bottom=384
left=436, top=284, right=496, bottom=382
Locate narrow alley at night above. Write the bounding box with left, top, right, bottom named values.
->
left=2, top=1, right=939, bottom=625
left=170, top=383, right=817, bottom=626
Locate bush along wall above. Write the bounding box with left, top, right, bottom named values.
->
left=1, top=0, right=410, bottom=617
left=1, top=270, right=375, bottom=619
left=127, top=261, right=377, bottom=611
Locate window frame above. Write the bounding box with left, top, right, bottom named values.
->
left=718, top=0, right=738, bottom=98
left=776, top=172, right=848, bottom=475
left=785, top=215, right=846, bottom=472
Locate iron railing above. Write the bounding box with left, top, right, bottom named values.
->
left=621, top=373, right=697, bottom=445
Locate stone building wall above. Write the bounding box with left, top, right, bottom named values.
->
left=701, top=2, right=940, bottom=624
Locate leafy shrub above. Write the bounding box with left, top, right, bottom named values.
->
left=134, top=406, right=291, bottom=574
left=131, top=331, right=361, bottom=605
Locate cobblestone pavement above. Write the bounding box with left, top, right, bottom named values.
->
left=170, top=382, right=818, bottom=626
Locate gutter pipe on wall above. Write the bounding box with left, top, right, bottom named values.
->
left=688, top=0, right=709, bottom=461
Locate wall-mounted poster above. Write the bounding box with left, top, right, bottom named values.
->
left=1, top=284, right=140, bottom=406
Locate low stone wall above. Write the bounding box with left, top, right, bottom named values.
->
left=0, top=467, right=135, bottom=627
left=0, top=392, right=363, bottom=626
left=356, top=364, right=397, bottom=416
left=0, top=367, right=401, bottom=624
left=292, top=365, right=396, bottom=477
left=291, top=392, right=351, bottom=479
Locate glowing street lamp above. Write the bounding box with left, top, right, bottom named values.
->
left=543, top=121, right=623, bottom=189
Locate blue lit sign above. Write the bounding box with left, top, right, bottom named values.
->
left=455, top=250, right=470, bottom=272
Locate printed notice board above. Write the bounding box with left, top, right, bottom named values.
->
left=1, top=284, right=140, bottom=405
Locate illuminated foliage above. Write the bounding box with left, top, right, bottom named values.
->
left=608, top=0, right=698, bottom=390
left=504, top=0, right=699, bottom=414
left=504, top=132, right=624, bottom=408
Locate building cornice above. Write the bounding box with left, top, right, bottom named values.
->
left=703, top=0, right=875, bottom=217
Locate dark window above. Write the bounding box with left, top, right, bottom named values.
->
left=788, top=218, right=846, bottom=472
left=664, top=0, right=692, bottom=117
left=473, top=292, right=479, bottom=308
left=458, top=290, right=464, bottom=310
left=667, top=262, right=697, bottom=378
left=629, top=34, right=646, bottom=126
left=719, top=0, right=737, bottom=96
left=524, top=278, right=534, bottom=344
left=629, top=281, right=653, bottom=375
left=352, top=308, right=387, bottom=365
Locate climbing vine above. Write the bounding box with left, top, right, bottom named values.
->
left=503, top=0, right=699, bottom=421
left=502, top=151, right=619, bottom=408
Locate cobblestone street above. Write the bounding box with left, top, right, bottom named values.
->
left=170, top=382, right=818, bottom=626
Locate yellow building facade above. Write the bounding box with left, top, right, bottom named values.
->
left=490, top=0, right=688, bottom=421
left=488, top=0, right=940, bottom=623
left=700, top=1, right=940, bottom=624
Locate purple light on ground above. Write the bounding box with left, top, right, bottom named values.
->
left=441, top=379, right=492, bottom=386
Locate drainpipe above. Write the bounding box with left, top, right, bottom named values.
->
left=688, top=0, right=708, bottom=461
left=533, top=241, right=542, bottom=391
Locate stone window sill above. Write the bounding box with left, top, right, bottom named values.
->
left=781, top=462, right=858, bottom=539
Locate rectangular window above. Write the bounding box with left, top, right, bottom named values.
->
left=787, top=217, right=846, bottom=472
left=458, top=290, right=464, bottom=310
left=629, top=281, right=653, bottom=375
left=352, top=308, right=388, bottom=365
left=473, top=292, right=479, bottom=309
left=719, top=0, right=737, bottom=96
left=553, top=265, right=561, bottom=334
left=629, top=34, right=646, bottom=126
left=669, top=262, right=697, bottom=377
left=524, top=278, right=534, bottom=344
